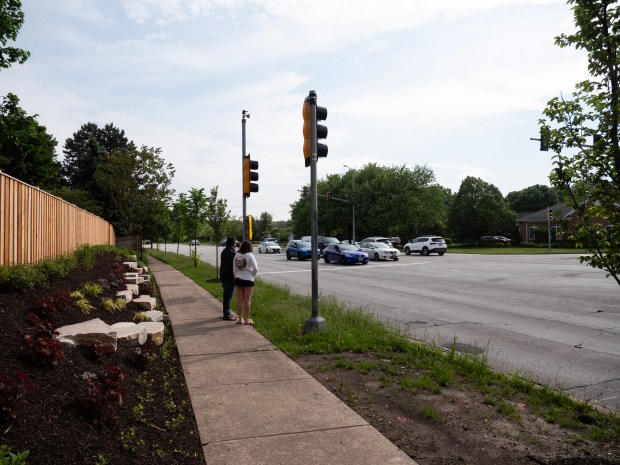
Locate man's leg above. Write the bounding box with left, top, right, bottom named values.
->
left=222, top=281, right=235, bottom=319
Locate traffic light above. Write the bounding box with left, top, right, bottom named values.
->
left=243, top=154, right=259, bottom=197
left=302, top=185, right=308, bottom=198
left=326, top=192, right=332, bottom=201
left=247, top=215, right=253, bottom=241
left=540, top=129, right=549, bottom=152
left=302, top=90, right=328, bottom=167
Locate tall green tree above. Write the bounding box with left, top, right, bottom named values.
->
left=170, top=194, right=189, bottom=253
left=62, top=122, right=133, bottom=197
left=506, top=184, right=561, bottom=213
left=184, top=187, right=208, bottom=243
left=206, top=186, right=231, bottom=243
left=0, top=0, right=30, bottom=70
left=540, top=0, right=620, bottom=286
left=448, top=176, right=516, bottom=243
left=256, top=212, right=273, bottom=240
left=94, top=145, right=175, bottom=237
left=0, top=93, right=60, bottom=188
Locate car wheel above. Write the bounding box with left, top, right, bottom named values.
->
left=438, top=252, right=445, bottom=256
left=286, top=252, right=291, bottom=260
left=374, top=253, right=380, bottom=261
left=340, top=256, right=347, bottom=265
left=421, top=247, right=429, bottom=256
left=324, top=255, right=330, bottom=264
left=258, top=249, right=262, bottom=253
left=405, top=247, right=411, bottom=255
left=393, top=257, right=399, bottom=261
left=362, top=260, right=368, bottom=265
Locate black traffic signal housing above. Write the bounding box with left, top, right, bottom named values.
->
left=243, top=154, right=259, bottom=197
left=302, top=91, right=328, bottom=167
left=326, top=192, right=332, bottom=201
left=539, top=129, right=549, bottom=152
left=302, top=185, right=308, bottom=198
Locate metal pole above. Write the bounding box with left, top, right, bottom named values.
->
left=547, top=206, right=551, bottom=251
left=351, top=170, right=356, bottom=244
left=304, top=90, right=326, bottom=334
left=242, top=110, right=249, bottom=242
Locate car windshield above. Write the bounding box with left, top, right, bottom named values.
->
left=297, top=241, right=311, bottom=247
left=374, top=242, right=390, bottom=249
left=324, top=237, right=339, bottom=244
left=264, top=242, right=277, bottom=246
left=339, top=244, right=357, bottom=251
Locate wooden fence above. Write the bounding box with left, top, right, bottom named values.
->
left=0, top=171, right=115, bottom=266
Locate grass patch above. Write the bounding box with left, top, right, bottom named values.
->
left=145, top=249, right=620, bottom=443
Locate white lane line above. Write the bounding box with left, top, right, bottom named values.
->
left=258, top=261, right=430, bottom=275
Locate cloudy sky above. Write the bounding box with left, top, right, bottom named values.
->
left=4, top=0, right=587, bottom=220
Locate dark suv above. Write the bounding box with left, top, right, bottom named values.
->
left=301, top=235, right=340, bottom=251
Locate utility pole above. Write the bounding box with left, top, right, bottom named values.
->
left=343, top=165, right=356, bottom=243
left=242, top=110, right=249, bottom=241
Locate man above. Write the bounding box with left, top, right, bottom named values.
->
left=220, top=236, right=238, bottom=320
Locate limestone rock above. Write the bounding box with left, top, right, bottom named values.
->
left=134, top=295, right=156, bottom=311
left=125, top=284, right=139, bottom=296
left=110, top=322, right=147, bottom=346
left=56, top=318, right=117, bottom=352
left=144, top=310, right=164, bottom=322
left=137, top=321, right=165, bottom=345
left=116, top=290, right=133, bottom=303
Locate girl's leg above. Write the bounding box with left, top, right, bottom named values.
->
left=235, top=287, right=245, bottom=323
left=244, top=286, right=254, bottom=324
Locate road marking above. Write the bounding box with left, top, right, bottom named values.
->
left=258, top=261, right=430, bottom=275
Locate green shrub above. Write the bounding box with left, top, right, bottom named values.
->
left=0, top=445, right=29, bottom=465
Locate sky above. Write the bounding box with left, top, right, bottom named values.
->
left=2, top=0, right=589, bottom=221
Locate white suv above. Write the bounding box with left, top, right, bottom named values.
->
left=404, top=236, right=447, bottom=256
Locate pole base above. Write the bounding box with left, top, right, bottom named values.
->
left=303, top=315, right=326, bottom=334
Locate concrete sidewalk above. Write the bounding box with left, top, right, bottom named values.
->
left=149, top=257, right=418, bottom=465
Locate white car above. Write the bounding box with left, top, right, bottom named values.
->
left=258, top=240, right=281, bottom=253
left=403, top=236, right=447, bottom=256
left=360, top=242, right=400, bottom=261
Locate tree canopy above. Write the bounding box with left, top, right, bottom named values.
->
left=0, top=93, right=60, bottom=188
left=0, top=0, right=30, bottom=70
left=448, top=176, right=516, bottom=243
left=506, top=184, right=561, bottom=213
left=540, top=0, right=620, bottom=285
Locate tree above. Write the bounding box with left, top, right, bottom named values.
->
left=0, top=93, right=60, bottom=188
left=289, top=163, right=448, bottom=241
left=256, top=212, right=273, bottom=240
left=0, top=0, right=30, bottom=70
left=94, top=145, right=175, bottom=237
left=540, top=0, right=620, bottom=286
left=506, top=185, right=561, bottom=213
left=448, top=176, right=516, bottom=243
left=184, top=187, right=208, bottom=243
left=62, top=122, right=133, bottom=197
left=206, top=186, right=231, bottom=244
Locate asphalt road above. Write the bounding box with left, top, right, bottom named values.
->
left=163, top=244, right=620, bottom=412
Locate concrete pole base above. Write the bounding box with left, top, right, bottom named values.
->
left=303, top=315, right=326, bottom=334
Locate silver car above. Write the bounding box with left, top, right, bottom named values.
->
left=360, top=242, right=400, bottom=261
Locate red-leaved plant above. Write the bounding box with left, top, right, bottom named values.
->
left=35, top=290, right=71, bottom=321
left=0, top=371, right=35, bottom=423
left=22, top=314, right=65, bottom=367
left=77, top=365, right=128, bottom=425
left=128, top=341, right=156, bottom=368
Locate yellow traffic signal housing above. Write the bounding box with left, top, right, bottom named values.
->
left=243, top=154, right=259, bottom=197
left=303, top=99, right=312, bottom=167
left=247, top=214, right=253, bottom=241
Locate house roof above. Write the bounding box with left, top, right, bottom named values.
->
left=517, top=202, right=575, bottom=222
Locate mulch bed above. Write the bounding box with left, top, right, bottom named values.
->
left=0, top=252, right=205, bottom=465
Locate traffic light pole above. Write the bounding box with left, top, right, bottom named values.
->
left=242, top=110, right=249, bottom=242
left=304, top=91, right=326, bottom=334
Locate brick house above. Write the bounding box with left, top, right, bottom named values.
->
left=517, top=201, right=612, bottom=244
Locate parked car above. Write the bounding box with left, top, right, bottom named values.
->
left=301, top=235, right=340, bottom=251
left=403, top=236, right=447, bottom=256
left=480, top=236, right=511, bottom=246
left=285, top=240, right=320, bottom=260
left=142, top=239, right=152, bottom=246
left=360, top=242, right=400, bottom=261
left=341, top=240, right=361, bottom=247
left=323, top=243, right=368, bottom=265
left=360, top=236, right=392, bottom=246
left=218, top=238, right=240, bottom=247
left=258, top=240, right=281, bottom=253
left=189, top=239, right=200, bottom=246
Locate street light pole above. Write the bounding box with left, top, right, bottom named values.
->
left=344, top=165, right=356, bottom=244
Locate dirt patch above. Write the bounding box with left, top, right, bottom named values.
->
left=296, top=352, right=619, bottom=465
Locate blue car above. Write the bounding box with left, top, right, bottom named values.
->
left=323, top=243, right=368, bottom=265
left=286, top=240, right=320, bottom=260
